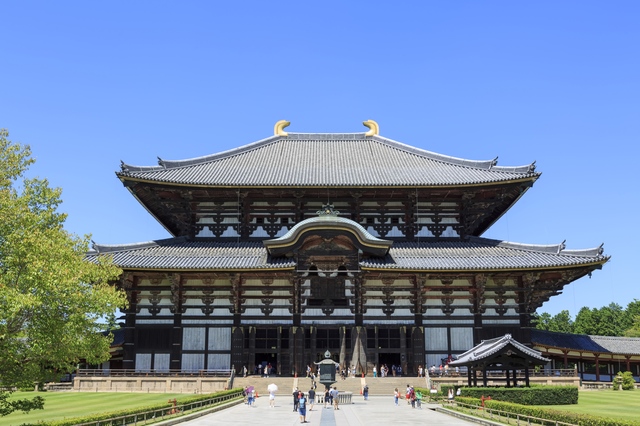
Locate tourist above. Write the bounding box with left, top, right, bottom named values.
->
left=394, top=387, right=399, bottom=406
left=324, top=387, right=331, bottom=409
left=292, top=387, right=299, bottom=411
left=363, top=384, right=369, bottom=400
left=269, top=388, right=276, bottom=408
left=308, top=387, right=315, bottom=411
left=415, top=389, right=422, bottom=409
left=332, top=386, right=340, bottom=410
left=373, top=365, right=377, bottom=377
left=298, top=391, right=307, bottom=423
left=448, top=387, right=454, bottom=404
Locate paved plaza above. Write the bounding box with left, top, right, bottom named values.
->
left=178, top=396, right=480, bottom=426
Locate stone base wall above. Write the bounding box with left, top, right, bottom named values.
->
left=73, top=376, right=229, bottom=393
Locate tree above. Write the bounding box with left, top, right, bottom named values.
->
left=574, top=303, right=628, bottom=336
left=533, top=310, right=574, bottom=333
left=0, top=129, right=126, bottom=415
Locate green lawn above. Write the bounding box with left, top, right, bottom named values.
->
left=541, top=390, right=640, bottom=422
left=0, top=392, right=187, bottom=426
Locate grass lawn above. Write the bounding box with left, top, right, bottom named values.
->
left=540, top=390, right=640, bottom=422
left=0, top=392, right=187, bottom=426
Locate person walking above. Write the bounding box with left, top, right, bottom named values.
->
left=269, top=389, right=276, bottom=408
left=324, top=387, right=331, bottom=409
left=332, top=386, right=340, bottom=410
left=394, top=387, right=399, bottom=406
left=308, top=387, right=315, bottom=411
left=292, top=387, right=299, bottom=411
left=363, top=384, right=369, bottom=401
left=298, top=391, right=307, bottom=423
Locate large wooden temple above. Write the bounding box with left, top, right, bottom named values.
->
left=88, top=120, right=608, bottom=377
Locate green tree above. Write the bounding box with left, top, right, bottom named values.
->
left=0, top=129, right=126, bottom=415
left=573, top=307, right=595, bottom=334
left=574, top=303, right=628, bottom=336
left=533, top=310, right=574, bottom=333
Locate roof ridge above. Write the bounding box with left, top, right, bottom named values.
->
left=118, top=132, right=538, bottom=175
left=119, top=134, right=282, bottom=172
left=89, top=236, right=189, bottom=254
left=468, top=236, right=606, bottom=258
left=372, top=135, right=537, bottom=174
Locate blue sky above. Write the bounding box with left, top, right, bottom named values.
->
left=2, top=1, right=638, bottom=317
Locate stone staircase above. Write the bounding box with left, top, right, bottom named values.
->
left=232, top=375, right=430, bottom=397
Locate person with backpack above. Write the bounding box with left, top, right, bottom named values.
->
left=298, top=391, right=307, bottom=423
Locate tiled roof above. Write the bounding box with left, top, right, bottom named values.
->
left=87, top=236, right=607, bottom=271
left=532, top=330, right=640, bottom=355
left=117, top=133, right=539, bottom=187
left=450, top=334, right=550, bottom=365
left=359, top=237, right=607, bottom=270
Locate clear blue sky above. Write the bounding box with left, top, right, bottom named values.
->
left=2, top=1, right=638, bottom=318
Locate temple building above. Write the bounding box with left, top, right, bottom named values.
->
left=88, top=120, right=608, bottom=376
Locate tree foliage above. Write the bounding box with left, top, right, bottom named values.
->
left=0, top=129, right=126, bottom=415
left=612, top=371, right=636, bottom=391
left=536, top=300, right=640, bottom=337
left=532, top=310, right=574, bottom=333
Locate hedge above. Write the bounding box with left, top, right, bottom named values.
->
left=457, top=385, right=578, bottom=405
left=483, top=398, right=640, bottom=426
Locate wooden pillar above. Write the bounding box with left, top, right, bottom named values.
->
left=512, top=369, right=517, bottom=387
left=169, top=274, right=184, bottom=371
left=563, top=350, right=569, bottom=368
left=595, top=355, right=600, bottom=382
left=525, top=367, right=530, bottom=387
left=122, top=275, right=137, bottom=370
left=626, top=356, right=631, bottom=372
left=473, top=368, right=478, bottom=387
left=482, top=367, right=488, bottom=387
left=506, top=369, right=511, bottom=387
left=467, top=367, right=472, bottom=387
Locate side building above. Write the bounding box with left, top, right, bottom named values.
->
left=87, top=120, right=608, bottom=376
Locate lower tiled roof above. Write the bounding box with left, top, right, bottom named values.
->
left=531, top=330, right=640, bottom=355
left=87, top=236, right=607, bottom=271
left=449, top=334, right=550, bottom=365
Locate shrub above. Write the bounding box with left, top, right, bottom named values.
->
left=455, top=385, right=578, bottom=405
left=612, top=371, right=636, bottom=391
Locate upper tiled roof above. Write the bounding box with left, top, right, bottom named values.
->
left=87, top=236, right=607, bottom=271
left=449, top=334, right=550, bottom=365
left=118, top=133, right=539, bottom=187
left=531, top=330, right=640, bottom=355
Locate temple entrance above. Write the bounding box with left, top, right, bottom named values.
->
left=254, top=353, right=278, bottom=376
left=378, top=353, right=402, bottom=375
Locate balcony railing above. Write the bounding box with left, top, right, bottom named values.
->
left=76, top=369, right=234, bottom=378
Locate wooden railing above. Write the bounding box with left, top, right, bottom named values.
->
left=74, top=391, right=242, bottom=426
left=76, top=369, right=234, bottom=378
left=429, top=368, right=577, bottom=378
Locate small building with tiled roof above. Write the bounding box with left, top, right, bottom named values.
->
left=532, top=330, right=640, bottom=382
left=449, top=334, right=550, bottom=386
left=90, top=120, right=608, bottom=377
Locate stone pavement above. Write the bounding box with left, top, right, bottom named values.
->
left=177, top=395, right=480, bottom=426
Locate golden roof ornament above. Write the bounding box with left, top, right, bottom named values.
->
left=274, top=120, right=290, bottom=136
left=363, top=119, right=379, bottom=136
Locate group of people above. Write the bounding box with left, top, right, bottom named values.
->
left=428, top=363, right=458, bottom=377
left=292, top=386, right=315, bottom=423
left=372, top=364, right=403, bottom=377
left=392, top=384, right=430, bottom=408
